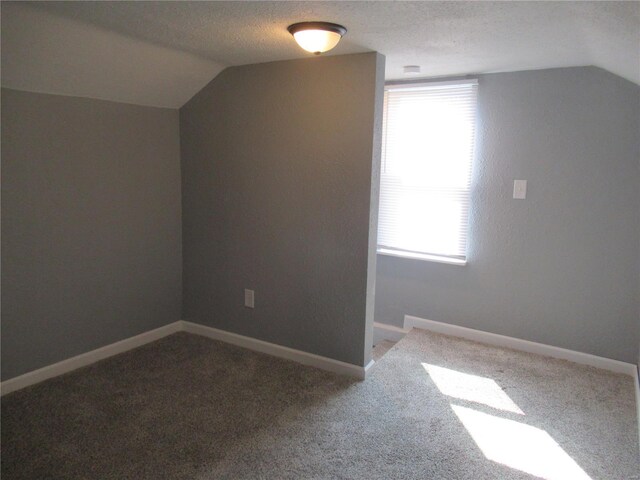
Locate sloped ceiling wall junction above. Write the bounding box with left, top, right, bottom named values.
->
left=2, top=1, right=638, bottom=108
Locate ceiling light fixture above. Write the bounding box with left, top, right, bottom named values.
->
left=287, top=22, right=347, bottom=55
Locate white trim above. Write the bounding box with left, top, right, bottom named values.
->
left=373, top=322, right=409, bottom=345
left=364, top=359, right=376, bottom=376
left=0, top=321, right=183, bottom=396
left=377, top=248, right=466, bottom=265
left=385, top=79, right=478, bottom=91
left=182, top=321, right=368, bottom=380
left=404, top=315, right=637, bottom=376
left=1, top=320, right=371, bottom=395
left=634, top=367, right=640, bottom=455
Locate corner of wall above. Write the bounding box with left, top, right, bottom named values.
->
left=363, top=52, right=386, bottom=365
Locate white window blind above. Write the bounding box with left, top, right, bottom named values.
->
left=377, top=80, right=478, bottom=263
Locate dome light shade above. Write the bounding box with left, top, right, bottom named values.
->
left=287, top=22, right=347, bottom=55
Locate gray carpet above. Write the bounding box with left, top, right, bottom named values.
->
left=2, top=329, right=638, bottom=479
left=371, top=339, right=396, bottom=361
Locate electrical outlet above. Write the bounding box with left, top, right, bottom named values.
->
left=244, top=289, right=254, bottom=308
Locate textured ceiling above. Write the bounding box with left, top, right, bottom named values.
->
left=2, top=1, right=639, bottom=108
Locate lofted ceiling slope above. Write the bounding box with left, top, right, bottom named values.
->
left=2, top=1, right=639, bottom=108
left=1, top=3, right=226, bottom=108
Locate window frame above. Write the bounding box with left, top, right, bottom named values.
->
left=376, top=78, right=479, bottom=266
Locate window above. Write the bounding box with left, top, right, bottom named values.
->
left=377, top=79, right=478, bottom=265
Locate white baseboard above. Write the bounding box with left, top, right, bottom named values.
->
left=634, top=367, right=640, bottom=455
left=182, top=321, right=368, bottom=380
left=0, top=321, right=183, bottom=396
left=404, top=315, right=637, bottom=376
left=373, top=321, right=409, bottom=345
left=4, top=314, right=631, bottom=396
left=364, top=359, right=375, bottom=376
left=1, top=320, right=371, bottom=395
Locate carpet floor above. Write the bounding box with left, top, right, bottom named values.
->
left=2, top=329, right=638, bottom=479
left=371, top=339, right=396, bottom=361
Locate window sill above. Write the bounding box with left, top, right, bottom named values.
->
left=376, top=248, right=467, bottom=266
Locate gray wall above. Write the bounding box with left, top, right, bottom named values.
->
left=181, top=53, right=384, bottom=367
left=375, top=67, right=640, bottom=363
left=1, top=88, right=182, bottom=380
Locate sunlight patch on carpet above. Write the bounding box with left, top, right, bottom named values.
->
left=451, top=405, right=592, bottom=480
left=422, top=363, right=524, bottom=414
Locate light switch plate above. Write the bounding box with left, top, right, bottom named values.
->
left=513, top=180, right=527, bottom=199
left=244, top=289, right=254, bottom=308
